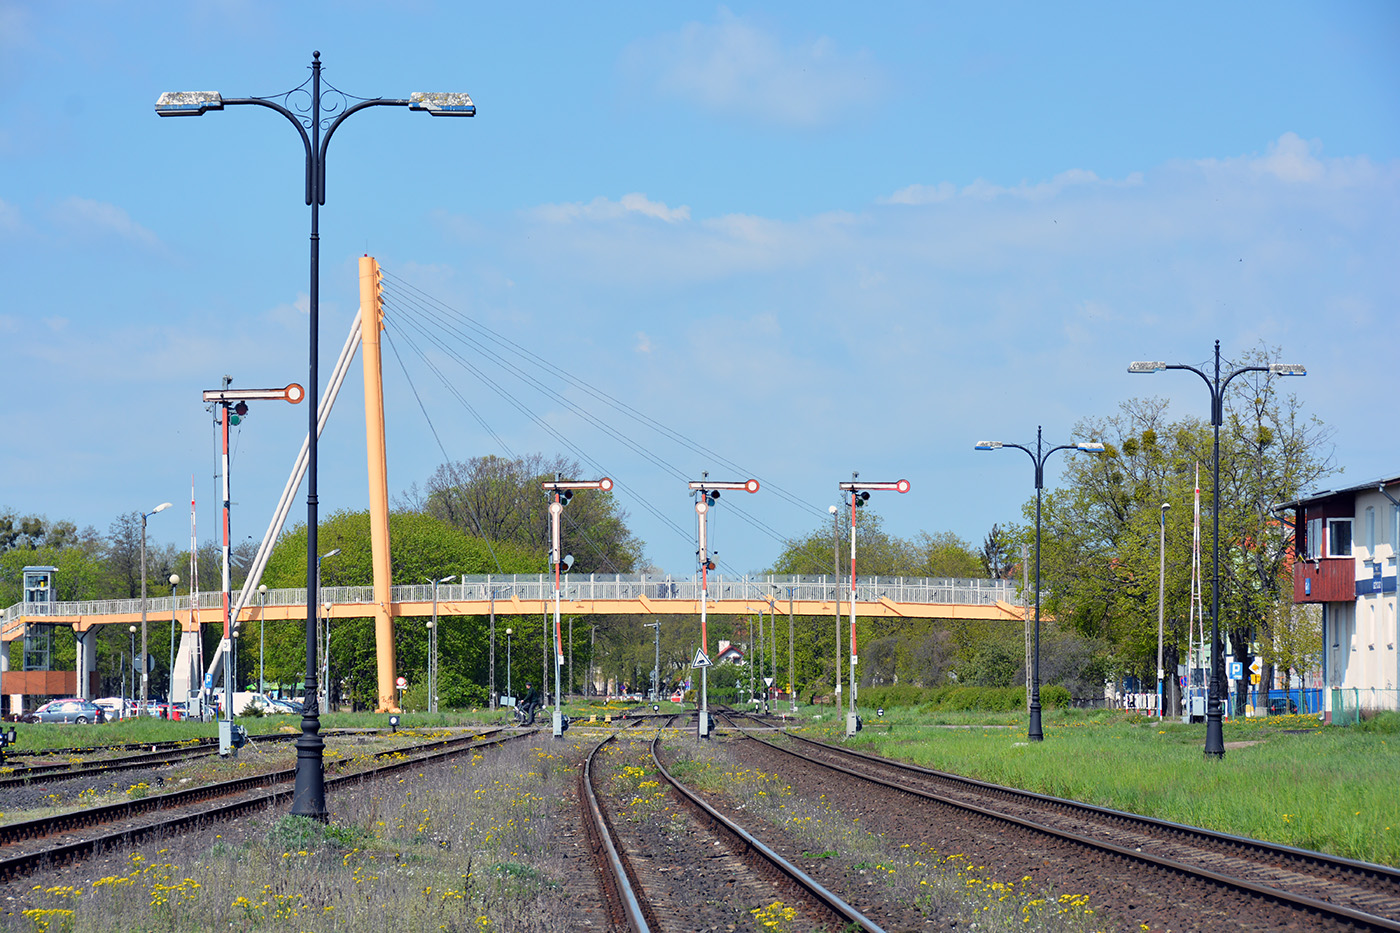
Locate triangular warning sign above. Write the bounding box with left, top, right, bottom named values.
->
left=763, top=677, right=774, bottom=687
left=693, top=649, right=712, bottom=668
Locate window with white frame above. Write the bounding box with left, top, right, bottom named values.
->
left=1329, top=518, right=1353, bottom=557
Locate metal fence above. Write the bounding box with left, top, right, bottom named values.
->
left=1331, top=687, right=1400, bottom=725
left=3, top=573, right=1022, bottom=624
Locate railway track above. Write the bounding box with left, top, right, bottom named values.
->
left=0, top=732, right=302, bottom=789
left=0, top=727, right=518, bottom=882
left=579, top=725, right=885, bottom=933
left=747, top=728, right=1400, bottom=932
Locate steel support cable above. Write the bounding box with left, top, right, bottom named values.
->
left=383, top=329, right=507, bottom=574
left=382, top=289, right=825, bottom=566
left=383, top=306, right=696, bottom=551
left=383, top=319, right=516, bottom=458
left=384, top=297, right=802, bottom=557
left=380, top=291, right=817, bottom=554
left=381, top=274, right=825, bottom=519
left=383, top=293, right=694, bottom=487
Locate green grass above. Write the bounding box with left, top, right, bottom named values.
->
left=802, top=707, right=1400, bottom=866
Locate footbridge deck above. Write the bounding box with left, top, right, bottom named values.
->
left=2, top=574, right=1025, bottom=636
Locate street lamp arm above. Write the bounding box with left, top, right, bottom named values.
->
left=1216, top=365, right=1274, bottom=423
left=220, top=97, right=316, bottom=204
left=317, top=99, right=413, bottom=205
left=1165, top=362, right=1215, bottom=399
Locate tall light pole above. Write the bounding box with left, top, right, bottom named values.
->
left=1158, top=502, right=1171, bottom=719
left=428, top=575, right=456, bottom=714
left=139, top=502, right=173, bottom=713
left=258, top=584, right=268, bottom=696
left=838, top=477, right=912, bottom=737
left=976, top=431, right=1103, bottom=741
left=167, top=573, right=180, bottom=705
left=159, top=55, right=474, bottom=820
left=542, top=478, right=613, bottom=737
left=1130, top=343, right=1305, bottom=757
left=688, top=478, right=761, bottom=738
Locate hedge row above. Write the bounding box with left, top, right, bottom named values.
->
left=858, top=683, right=1071, bottom=712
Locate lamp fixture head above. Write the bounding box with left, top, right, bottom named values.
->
left=155, top=91, right=223, bottom=116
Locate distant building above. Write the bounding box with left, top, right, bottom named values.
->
left=1280, top=474, right=1400, bottom=714
left=715, top=640, right=744, bottom=665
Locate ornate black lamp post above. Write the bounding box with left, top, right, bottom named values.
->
left=976, top=429, right=1103, bottom=742
left=157, top=53, right=474, bottom=818
left=1130, top=342, right=1304, bottom=757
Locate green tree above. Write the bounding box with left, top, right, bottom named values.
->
left=913, top=530, right=983, bottom=577
left=259, top=509, right=542, bottom=708
left=768, top=510, right=918, bottom=576
left=1024, top=355, right=1334, bottom=705
left=409, top=453, right=646, bottom=573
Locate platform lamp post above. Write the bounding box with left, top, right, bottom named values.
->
left=1130, top=344, right=1305, bottom=757
left=159, top=55, right=475, bottom=821
left=975, top=430, right=1102, bottom=742
left=139, top=502, right=174, bottom=714
left=542, top=478, right=614, bottom=737
left=838, top=476, right=911, bottom=737
left=428, top=575, right=456, bottom=714
left=688, top=478, right=761, bottom=738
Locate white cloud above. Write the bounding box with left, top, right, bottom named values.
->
left=534, top=192, right=691, bottom=225
left=622, top=8, right=886, bottom=129
left=880, top=169, right=1142, bottom=206
left=50, top=196, right=161, bottom=248
left=1193, top=132, right=1381, bottom=189
left=635, top=332, right=653, bottom=354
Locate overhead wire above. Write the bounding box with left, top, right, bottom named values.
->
left=380, top=273, right=829, bottom=519
left=380, top=280, right=815, bottom=557
left=380, top=298, right=697, bottom=557
left=383, top=330, right=507, bottom=574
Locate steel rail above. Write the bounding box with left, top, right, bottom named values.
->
left=782, top=730, right=1400, bottom=895
left=0, top=728, right=516, bottom=878
left=650, top=733, right=887, bottom=933
left=581, top=732, right=652, bottom=933
left=0, top=734, right=300, bottom=788
left=747, top=731, right=1400, bottom=933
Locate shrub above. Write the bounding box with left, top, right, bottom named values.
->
left=1355, top=710, right=1400, bottom=734
left=859, top=684, right=1032, bottom=712
left=1040, top=684, right=1071, bottom=709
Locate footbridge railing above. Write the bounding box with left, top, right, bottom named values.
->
left=3, top=574, right=1022, bottom=626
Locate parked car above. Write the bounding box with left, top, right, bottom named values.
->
left=21, top=699, right=106, bottom=724
left=93, top=697, right=132, bottom=720
left=1267, top=696, right=1299, bottom=715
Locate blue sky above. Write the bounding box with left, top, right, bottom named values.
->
left=2, top=2, right=1397, bottom=577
